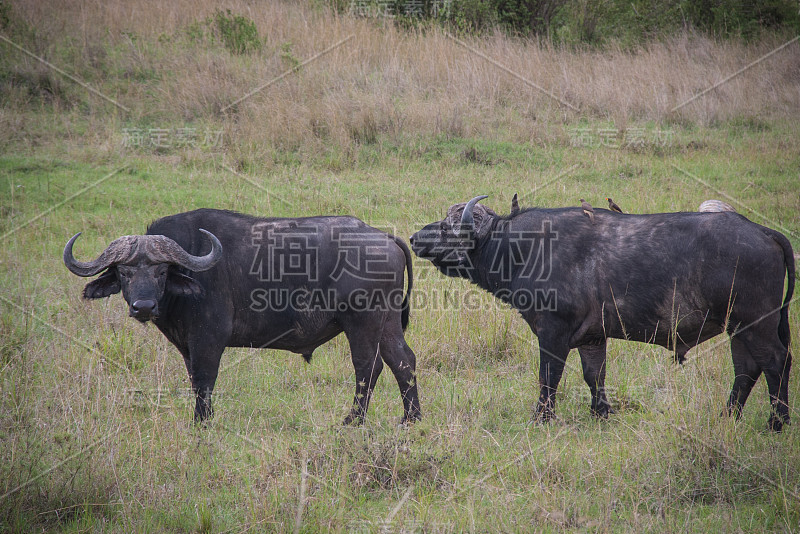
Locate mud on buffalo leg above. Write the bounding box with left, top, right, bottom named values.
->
left=379, top=320, right=421, bottom=423
left=341, top=316, right=385, bottom=425
left=578, top=342, right=612, bottom=418
left=534, top=329, right=570, bottom=422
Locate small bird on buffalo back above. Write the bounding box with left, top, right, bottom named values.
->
left=607, top=197, right=623, bottom=213
left=580, top=198, right=595, bottom=224
left=510, top=193, right=520, bottom=215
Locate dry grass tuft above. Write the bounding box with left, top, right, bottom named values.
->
left=3, top=0, right=798, bottom=159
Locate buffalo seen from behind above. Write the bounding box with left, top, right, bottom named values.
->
left=411, top=196, right=794, bottom=431
left=64, top=208, right=421, bottom=424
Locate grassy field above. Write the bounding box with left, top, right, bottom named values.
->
left=2, top=1, right=800, bottom=532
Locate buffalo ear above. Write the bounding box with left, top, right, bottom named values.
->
left=166, top=270, right=205, bottom=297
left=472, top=206, right=494, bottom=240
left=83, top=269, right=121, bottom=299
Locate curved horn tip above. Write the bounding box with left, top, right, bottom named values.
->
left=460, top=195, right=490, bottom=227
left=198, top=228, right=222, bottom=248
left=63, top=231, right=110, bottom=277
left=193, top=228, right=223, bottom=270
left=63, top=232, right=81, bottom=257
left=64, top=232, right=82, bottom=246
left=464, top=195, right=489, bottom=212
left=64, top=232, right=82, bottom=251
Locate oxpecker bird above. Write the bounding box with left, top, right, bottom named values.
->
left=580, top=198, right=595, bottom=224
left=607, top=198, right=623, bottom=213
left=511, top=193, right=520, bottom=215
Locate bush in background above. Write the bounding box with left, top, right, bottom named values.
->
left=211, top=8, right=262, bottom=54
left=339, top=0, right=800, bottom=45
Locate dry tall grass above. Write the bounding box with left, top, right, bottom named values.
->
left=4, top=0, right=799, bottom=158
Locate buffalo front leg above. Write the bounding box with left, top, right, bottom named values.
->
left=577, top=342, right=612, bottom=418
left=534, top=333, right=570, bottom=423
left=187, top=340, right=225, bottom=423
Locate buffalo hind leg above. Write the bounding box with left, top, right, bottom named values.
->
left=725, top=335, right=762, bottom=420
left=764, top=346, right=791, bottom=432
left=578, top=342, right=612, bottom=418
left=730, top=330, right=790, bottom=432
left=379, top=321, right=421, bottom=424
left=342, top=320, right=384, bottom=426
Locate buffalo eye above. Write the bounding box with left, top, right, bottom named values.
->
left=117, top=266, right=135, bottom=280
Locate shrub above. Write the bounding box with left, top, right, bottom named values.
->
left=212, top=9, right=262, bottom=55
left=328, top=0, right=800, bottom=44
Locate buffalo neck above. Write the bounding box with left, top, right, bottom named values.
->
left=468, top=218, right=514, bottom=296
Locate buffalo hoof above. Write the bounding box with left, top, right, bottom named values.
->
left=531, top=410, right=556, bottom=425
left=193, top=412, right=213, bottom=426
left=590, top=398, right=614, bottom=419
left=530, top=416, right=556, bottom=426
left=768, top=414, right=790, bottom=433
left=720, top=408, right=742, bottom=420
left=193, top=396, right=213, bottom=424
left=399, top=412, right=422, bottom=426
left=342, top=413, right=366, bottom=426
left=532, top=399, right=557, bottom=424
left=194, top=411, right=214, bottom=425
left=721, top=400, right=745, bottom=418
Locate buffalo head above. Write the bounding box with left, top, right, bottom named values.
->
left=410, top=195, right=495, bottom=278
left=64, top=230, right=222, bottom=322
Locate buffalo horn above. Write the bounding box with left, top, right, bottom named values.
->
left=144, top=229, right=222, bottom=272
left=63, top=233, right=139, bottom=277
left=64, top=229, right=222, bottom=276
left=460, top=195, right=489, bottom=231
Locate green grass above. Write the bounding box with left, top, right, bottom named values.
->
left=1, top=118, right=799, bottom=532
left=1, top=4, right=799, bottom=526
